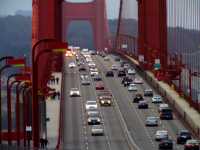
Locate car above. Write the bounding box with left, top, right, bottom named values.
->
left=133, top=93, right=143, bottom=103
left=155, top=130, right=168, bottom=141
left=93, top=75, right=102, bottom=81
left=160, top=108, right=173, bottom=120
left=79, top=66, right=87, bottom=72
left=88, top=117, right=101, bottom=125
left=144, top=89, right=153, bottom=96
left=91, top=125, right=104, bottom=136
left=85, top=101, right=98, bottom=111
left=138, top=100, right=148, bottom=109
left=122, top=77, right=133, bottom=87
left=106, top=71, right=114, bottom=77
left=118, top=70, right=126, bottom=77
left=111, top=64, right=118, bottom=70
left=87, top=110, right=100, bottom=118
left=133, top=78, right=143, bottom=84
left=145, top=116, right=159, bottom=126
left=81, top=78, right=90, bottom=85
left=152, top=95, right=163, bottom=103
left=90, top=71, right=99, bottom=76
left=99, top=96, right=112, bottom=106
left=90, top=68, right=98, bottom=72
left=184, top=139, right=200, bottom=150
left=159, top=139, right=173, bottom=150
left=123, top=63, right=130, bottom=69
left=88, top=62, right=96, bottom=67
left=177, top=130, right=192, bottom=144
left=128, top=83, right=137, bottom=91
left=68, top=62, right=76, bottom=68
left=95, top=82, right=104, bottom=90
left=104, top=56, right=110, bottom=61
left=114, top=57, right=120, bottom=61
left=69, top=88, right=80, bottom=97
left=158, top=103, right=169, bottom=112
left=128, top=68, right=136, bottom=75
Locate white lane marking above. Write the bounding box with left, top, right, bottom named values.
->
left=94, top=56, right=140, bottom=150
left=89, top=71, right=112, bottom=150
left=96, top=55, right=156, bottom=148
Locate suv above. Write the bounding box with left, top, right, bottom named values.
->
left=177, top=130, right=192, bottom=144
left=160, top=108, right=173, bottom=120
left=106, top=71, right=114, bottom=77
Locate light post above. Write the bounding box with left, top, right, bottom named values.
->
left=32, top=39, right=67, bottom=148
left=0, top=56, right=13, bottom=143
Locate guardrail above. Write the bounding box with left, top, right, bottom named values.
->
left=116, top=51, right=200, bottom=139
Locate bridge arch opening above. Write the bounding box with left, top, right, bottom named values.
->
left=65, top=21, right=95, bottom=49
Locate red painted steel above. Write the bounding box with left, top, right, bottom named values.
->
left=6, top=58, right=26, bottom=66
left=138, top=0, right=167, bottom=70
left=0, top=132, right=24, bottom=140
left=62, top=0, right=109, bottom=51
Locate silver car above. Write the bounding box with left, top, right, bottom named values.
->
left=91, top=125, right=104, bottom=136
left=88, top=117, right=101, bottom=125
left=145, top=116, right=159, bottom=126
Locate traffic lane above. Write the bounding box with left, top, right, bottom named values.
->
left=63, top=58, right=83, bottom=150
left=80, top=76, right=110, bottom=150
left=89, top=73, right=131, bottom=150
left=103, top=54, right=186, bottom=149
left=108, top=54, right=186, bottom=147
left=94, top=56, right=156, bottom=150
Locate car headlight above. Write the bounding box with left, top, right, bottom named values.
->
left=101, top=101, right=104, bottom=103
left=97, top=118, right=100, bottom=122
left=88, top=118, right=91, bottom=122
left=108, top=101, right=111, bottom=103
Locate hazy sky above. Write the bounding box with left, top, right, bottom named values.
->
left=0, top=0, right=127, bottom=19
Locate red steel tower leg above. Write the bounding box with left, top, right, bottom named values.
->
left=138, top=0, right=167, bottom=70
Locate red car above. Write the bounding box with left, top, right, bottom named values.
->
left=96, top=82, right=104, bottom=90
left=184, top=139, right=200, bottom=150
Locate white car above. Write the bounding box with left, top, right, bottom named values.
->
left=90, top=71, right=99, bottom=76
left=68, top=62, right=76, bottom=68
left=128, top=68, right=136, bottom=75
left=69, top=88, right=80, bottom=97
left=85, top=101, right=98, bottom=110
left=155, top=130, right=168, bottom=141
left=111, top=64, right=118, bottom=70
left=91, top=125, right=104, bottom=136
left=145, top=116, right=159, bottom=126
left=90, top=68, right=98, bottom=72
left=128, top=83, right=137, bottom=91
left=104, top=57, right=109, bottom=61
left=158, top=103, right=169, bottom=112
left=152, top=95, right=163, bottom=103
left=134, top=78, right=143, bottom=84
left=88, top=62, right=96, bottom=67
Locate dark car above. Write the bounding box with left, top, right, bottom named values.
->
left=118, top=70, right=126, bottom=77
left=160, top=108, right=173, bottom=120
left=133, top=93, right=144, bottom=103
left=93, top=75, right=102, bottom=81
left=121, top=77, right=133, bottom=87
left=159, top=139, right=173, bottom=150
left=79, top=66, right=87, bottom=72
left=177, top=130, right=192, bottom=144
left=106, top=71, right=114, bottom=77
left=138, top=100, right=148, bottom=109
left=115, top=57, right=120, bottom=61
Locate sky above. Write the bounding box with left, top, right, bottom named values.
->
left=0, top=0, right=128, bottom=19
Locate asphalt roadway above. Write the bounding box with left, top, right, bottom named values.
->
left=61, top=53, right=189, bottom=150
